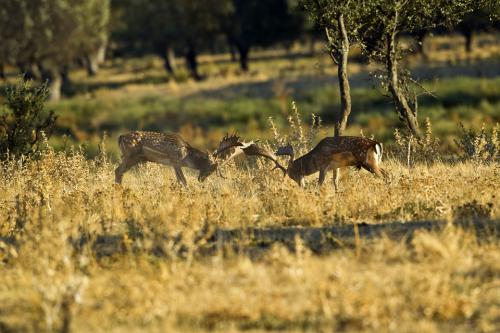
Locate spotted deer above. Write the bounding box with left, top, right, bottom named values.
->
left=276, top=136, right=388, bottom=191
left=115, top=131, right=285, bottom=186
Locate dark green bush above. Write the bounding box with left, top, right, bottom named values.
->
left=0, top=79, right=57, bottom=158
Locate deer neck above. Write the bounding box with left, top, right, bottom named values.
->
left=290, top=153, right=317, bottom=177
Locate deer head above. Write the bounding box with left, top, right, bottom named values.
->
left=276, top=143, right=304, bottom=184
left=197, top=150, right=217, bottom=182
left=276, top=144, right=295, bottom=167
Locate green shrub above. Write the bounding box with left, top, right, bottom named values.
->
left=455, top=123, right=499, bottom=163
left=392, top=118, right=441, bottom=165
left=0, top=79, right=57, bottom=158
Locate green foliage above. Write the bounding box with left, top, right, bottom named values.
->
left=0, top=79, right=56, bottom=158
left=357, top=0, right=496, bottom=135
left=300, top=0, right=372, bottom=52
left=456, top=4, right=500, bottom=36
left=361, top=0, right=495, bottom=58
left=0, top=0, right=110, bottom=66
left=455, top=123, right=500, bottom=163
left=393, top=118, right=441, bottom=165
left=0, top=0, right=110, bottom=99
left=115, top=0, right=230, bottom=54
left=228, top=0, right=303, bottom=47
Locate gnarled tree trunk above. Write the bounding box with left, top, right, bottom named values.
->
left=45, top=67, right=63, bottom=101
left=161, top=47, right=177, bottom=75
left=18, top=62, right=42, bottom=81
left=386, top=30, right=420, bottom=137
left=96, top=39, right=107, bottom=64
left=85, top=39, right=107, bottom=76
left=335, top=15, right=351, bottom=137
left=229, top=42, right=238, bottom=62
left=85, top=53, right=99, bottom=76
left=236, top=43, right=250, bottom=72
left=326, top=14, right=352, bottom=137
left=186, top=45, right=200, bottom=80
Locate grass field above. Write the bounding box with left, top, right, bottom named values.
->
left=0, top=146, right=499, bottom=332
left=0, top=34, right=499, bottom=332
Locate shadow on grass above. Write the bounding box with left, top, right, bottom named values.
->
left=179, top=60, right=500, bottom=100
left=64, top=74, right=171, bottom=97
left=68, top=218, right=500, bottom=259
left=2, top=219, right=496, bottom=259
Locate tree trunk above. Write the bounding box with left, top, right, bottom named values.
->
left=229, top=43, right=237, bottom=62
left=166, top=47, right=177, bottom=72
left=85, top=53, right=99, bottom=76
left=333, top=15, right=351, bottom=137
left=0, top=63, right=5, bottom=80
left=464, top=30, right=473, bottom=64
left=464, top=31, right=473, bottom=54
left=308, top=36, right=316, bottom=56
left=96, top=39, right=107, bottom=64
left=61, top=65, right=71, bottom=96
left=186, top=45, right=200, bottom=80
left=86, top=38, right=107, bottom=76
left=386, top=31, right=420, bottom=137
left=19, top=62, right=42, bottom=80
left=237, top=44, right=250, bottom=72
left=161, top=47, right=177, bottom=75
left=46, top=68, right=62, bottom=101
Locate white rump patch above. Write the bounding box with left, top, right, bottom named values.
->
left=375, top=143, right=383, bottom=164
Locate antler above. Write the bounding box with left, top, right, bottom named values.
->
left=213, top=133, right=244, bottom=161
left=213, top=134, right=286, bottom=174
left=242, top=144, right=286, bottom=174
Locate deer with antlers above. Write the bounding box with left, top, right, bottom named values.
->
left=276, top=136, right=388, bottom=191
left=115, top=131, right=285, bottom=186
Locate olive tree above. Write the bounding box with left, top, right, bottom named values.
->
left=362, top=0, right=495, bottom=136
left=80, top=0, right=111, bottom=76
left=0, top=0, right=110, bottom=100
left=116, top=0, right=231, bottom=79
left=225, top=0, right=302, bottom=72
left=113, top=0, right=180, bottom=75
left=300, top=0, right=373, bottom=136
left=456, top=5, right=500, bottom=55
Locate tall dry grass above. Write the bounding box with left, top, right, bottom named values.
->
left=0, top=121, right=499, bottom=332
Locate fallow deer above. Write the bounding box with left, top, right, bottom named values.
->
left=115, top=131, right=285, bottom=186
left=276, top=136, right=388, bottom=191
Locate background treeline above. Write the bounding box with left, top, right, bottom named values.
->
left=1, top=1, right=498, bottom=96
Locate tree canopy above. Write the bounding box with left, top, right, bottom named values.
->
left=0, top=0, right=110, bottom=100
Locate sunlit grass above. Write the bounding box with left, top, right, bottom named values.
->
left=0, top=146, right=498, bottom=332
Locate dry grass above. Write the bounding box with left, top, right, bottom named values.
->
left=0, top=143, right=499, bottom=332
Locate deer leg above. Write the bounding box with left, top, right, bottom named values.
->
left=115, top=157, right=139, bottom=184
left=318, top=169, right=326, bottom=186
left=174, top=166, right=188, bottom=187
left=333, top=168, right=340, bottom=192
left=299, top=177, right=306, bottom=188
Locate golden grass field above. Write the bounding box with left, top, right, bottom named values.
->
left=0, top=139, right=499, bottom=332
left=0, top=34, right=499, bottom=332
